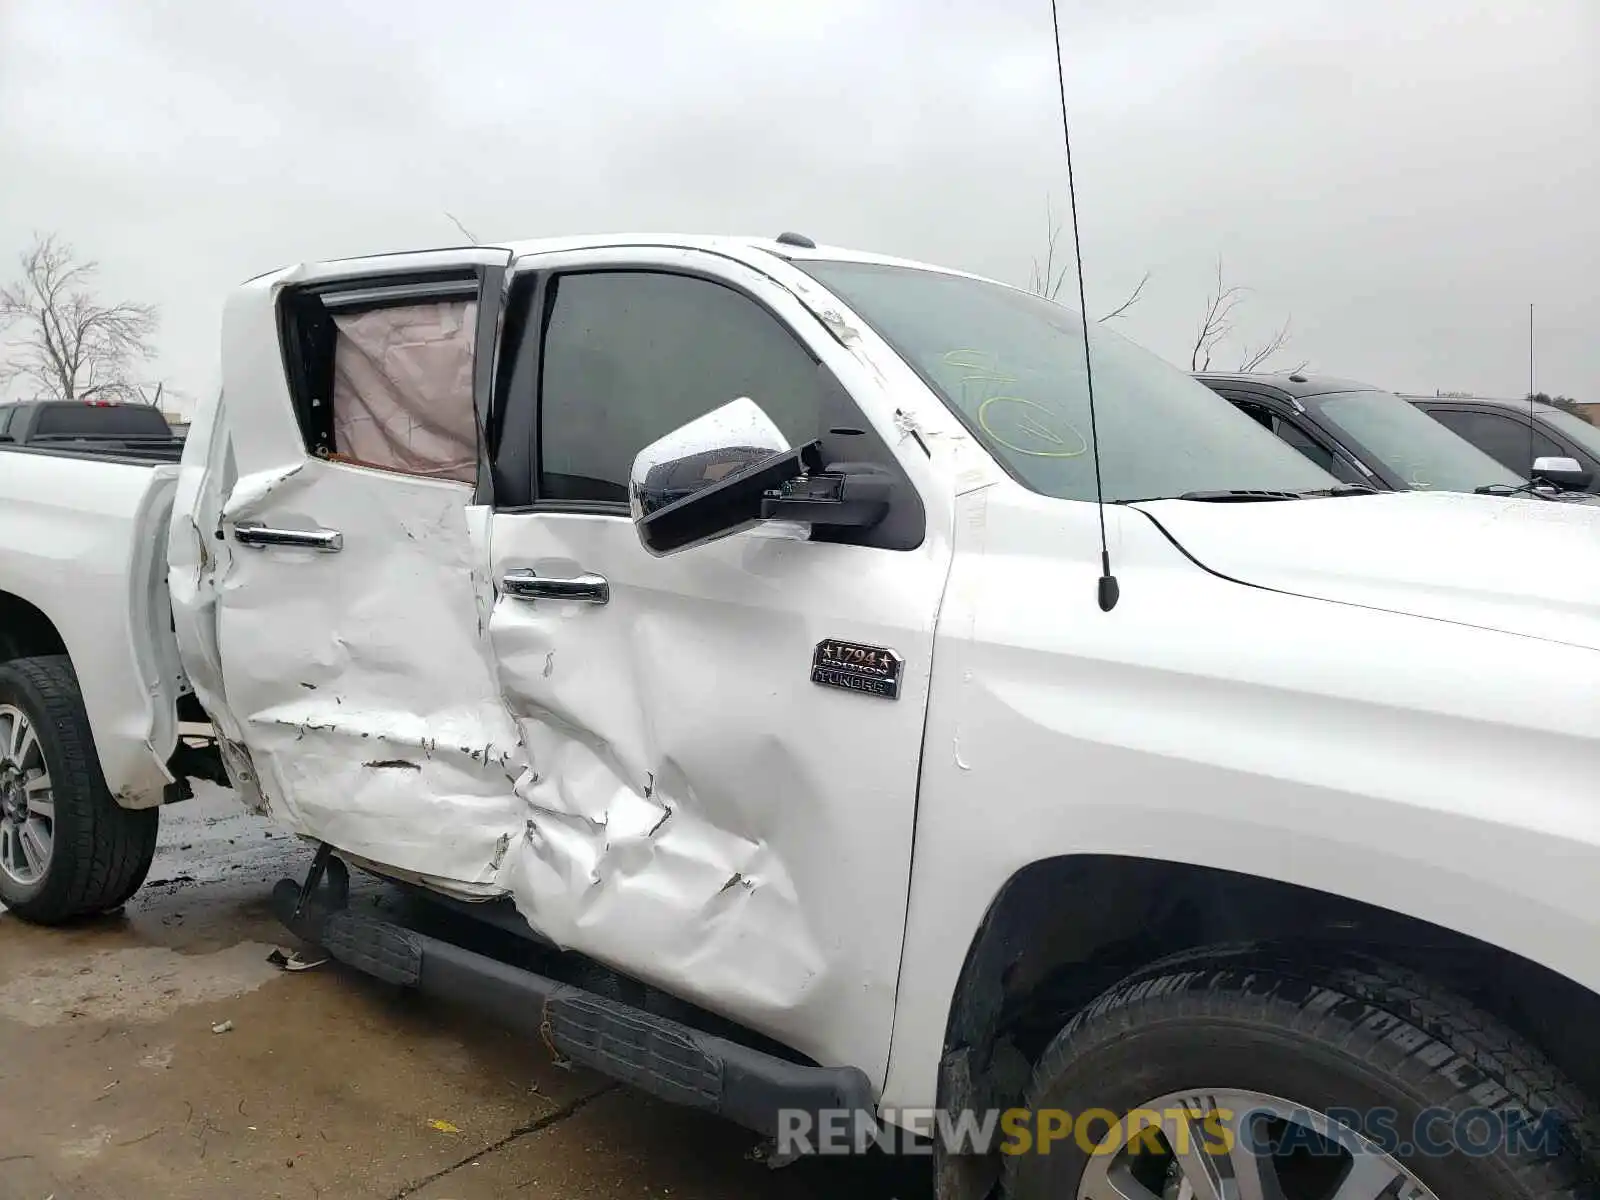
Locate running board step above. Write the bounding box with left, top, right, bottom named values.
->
left=270, top=879, right=873, bottom=1139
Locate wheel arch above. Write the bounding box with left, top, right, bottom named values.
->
left=932, top=854, right=1600, bottom=1200
left=0, top=577, right=177, bottom=809
left=0, top=590, right=69, bottom=664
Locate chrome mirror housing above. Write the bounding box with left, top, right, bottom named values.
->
left=627, top=398, right=802, bottom=555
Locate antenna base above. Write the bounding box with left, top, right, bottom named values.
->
left=1097, top=573, right=1120, bottom=612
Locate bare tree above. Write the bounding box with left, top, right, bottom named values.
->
left=0, top=233, right=158, bottom=403
left=1237, top=318, right=1296, bottom=372
left=1028, top=198, right=1151, bottom=323
left=1188, top=257, right=1306, bottom=373
left=1027, top=207, right=1307, bottom=370
left=1098, top=269, right=1150, bottom=323
left=444, top=211, right=480, bottom=245
left=1188, top=258, right=1247, bottom=370
left=1028, top=201, right=1072, bottom=303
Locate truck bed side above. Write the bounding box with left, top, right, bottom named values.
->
left=0, top=448, right=185, bottom=807
left=0, top=439, right=186, bottom=465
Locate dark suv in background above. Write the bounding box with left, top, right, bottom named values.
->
left=1193, top=372, right=1534, bottom=495
left=1404, top=394, right=1600, bottom=496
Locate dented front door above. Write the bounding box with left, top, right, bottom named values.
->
left=172, top=248, right=529, bottom=893
left=482, top=247, right=953, bottom=1084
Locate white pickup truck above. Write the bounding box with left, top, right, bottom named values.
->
left=3, top=233, right=1598, bottom=1200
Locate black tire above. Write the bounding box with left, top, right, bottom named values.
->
left=0, top=655, right=159, bottom=923
left=1004, top=945, right=1598, bottom=1200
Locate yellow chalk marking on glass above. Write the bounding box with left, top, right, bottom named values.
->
left=978, top=396, right=1088, bottom=458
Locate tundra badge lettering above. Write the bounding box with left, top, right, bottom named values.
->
left=811, top=639, right=903, bottom=700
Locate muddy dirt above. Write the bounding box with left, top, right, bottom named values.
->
left=0, top=786, right=929, bottom=1199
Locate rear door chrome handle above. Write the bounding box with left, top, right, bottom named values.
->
left=501, top=568, right=609, bottom=605
left=233, top=521, right=344, bottom=552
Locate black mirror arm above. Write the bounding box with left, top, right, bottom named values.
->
left=1531, top=468, right=1595, bottom=492
left=761, top=460, right=893, bottom=529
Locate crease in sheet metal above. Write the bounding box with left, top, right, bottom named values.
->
left=208, top=459, right=530, bottom=889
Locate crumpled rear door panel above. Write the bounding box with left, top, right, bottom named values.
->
left=212, top=463, right=528, bottom=888
left=175, top=249, right=527, bottom=892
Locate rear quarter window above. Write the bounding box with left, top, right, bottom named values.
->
left=33, top=404, right=171, bottom=437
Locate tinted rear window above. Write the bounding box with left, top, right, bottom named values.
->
left=33, top=404, right=172, bottom=437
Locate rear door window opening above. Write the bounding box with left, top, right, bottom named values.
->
left=279, top=274, right=484, bottom=484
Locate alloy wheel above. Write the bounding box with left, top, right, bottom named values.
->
left=1075, top=1088, right=1440, bottom=1200
left=0, top=704, right=55, bottom=887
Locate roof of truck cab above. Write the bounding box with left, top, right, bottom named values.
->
left=1193, top=371, right=1383, bottom=399
left=491, top=233, right=969, bottom=273
left=258, top=235, right=1002, bottom=290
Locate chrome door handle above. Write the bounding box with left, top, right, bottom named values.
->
left=233, top=521, right=344, bottom=552
left=501, top=568, right=609, bottom=604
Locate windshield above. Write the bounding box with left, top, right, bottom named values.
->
left=1538, top=406, right=1600, bottom=460
left=795, top=260, right=1336, bottom=502
left=1310, top=390, right=1523, bottom=492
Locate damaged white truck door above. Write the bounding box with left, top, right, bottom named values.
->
left=484, top=247, right=952, bottom=1084
left=173, top=248, right=532, bottom=893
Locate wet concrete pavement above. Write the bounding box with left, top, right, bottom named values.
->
left=0, top=786, right=931, bottom=1199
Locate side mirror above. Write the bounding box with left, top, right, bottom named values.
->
left=628, top=398, right=811, bottom=556
left=1531, top=455, right=1594, bottom=492
left=628, top=397, right=896, bottom=556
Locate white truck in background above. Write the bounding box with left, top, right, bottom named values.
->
left=2, top=233, right=1599, bottom=1200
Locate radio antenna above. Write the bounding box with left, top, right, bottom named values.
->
left=1527, top=302, right=1536, bottom=479
left=1048, top=0, right=1118, bottom=611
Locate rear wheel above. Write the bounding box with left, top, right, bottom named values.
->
left=1003, top=949, right=1598, bottom=1200
left=0, top=656, right=159, bottom=923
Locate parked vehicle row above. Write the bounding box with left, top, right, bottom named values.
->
left=3, top=234, right=1598, bottom=1200
left=1196, top=372, right=1597, bottom=501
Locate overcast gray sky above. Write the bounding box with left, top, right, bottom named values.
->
left=2, top=0, right=1595, bottom=414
